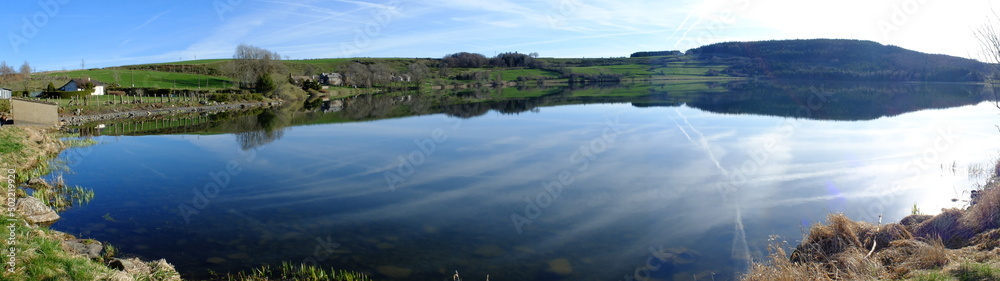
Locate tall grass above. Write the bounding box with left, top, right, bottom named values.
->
left=222, top=262, right=372, bottom=281
left=743, top=159, right=1000, bottom=280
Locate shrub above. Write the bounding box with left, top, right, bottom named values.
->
left=208, top=93, right=264, bottom=103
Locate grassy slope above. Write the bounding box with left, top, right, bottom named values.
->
left=42, top=69, right=233, bottom=89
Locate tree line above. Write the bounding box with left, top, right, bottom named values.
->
left=0, top=61, right=33, bottom=91
left=442, top=52, right=547, bottom=69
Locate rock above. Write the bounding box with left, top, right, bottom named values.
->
left=109, top=258, right=152, bottom=276
left=27, top=178, right=48, bottom=187
left=206, top=257, right=227, bottom=264
left=15, top=197, right=60, bottom=224
left=226, top=253, right=251, bottom=260
left=377, top=265, right=412, bottom=279
left=547, top=258, right=572, bottom=276
left=651, top=247, right=699, bottom=265
left=514, top=246, right=536, bottom=253
left=474, top=244, right=506, bottom=257
left=422, top=225, right=438, bottom=234
left=61, top=239, right=103, bottom=260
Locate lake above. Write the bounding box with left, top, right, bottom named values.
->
left=49, top=80, right=1000, bottom=280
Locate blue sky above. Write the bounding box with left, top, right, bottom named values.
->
left=0, top=0, right=994, bottom=71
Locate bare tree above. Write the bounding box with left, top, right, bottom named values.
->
left=976, top=10, right=1000, bottom=109
left=345, top=62, right=372, bottom=88
left=369, top=63, right=391, bottom=86
left=0, top=61, right=13, bottom=86
left=19, top=61, right=31, bottom=91
left=231, top=43, right=285, bottom=88
left=408, top=62, right=429, bottom=85
left=977, top=10, right=1000, bottom=81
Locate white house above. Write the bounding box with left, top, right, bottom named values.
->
left=58, top=78, right=105, bottom=95
left=0, top=88, right=11, bottom=100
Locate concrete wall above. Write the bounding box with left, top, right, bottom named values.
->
left=11, top=99, right=58, bottom=126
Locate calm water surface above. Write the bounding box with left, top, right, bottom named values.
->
left=50, top=81, right=1000, bottom=280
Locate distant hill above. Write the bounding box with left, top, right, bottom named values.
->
left=686, top=39, right=987, bottom=82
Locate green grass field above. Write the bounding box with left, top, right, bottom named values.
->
left=498, top=68, right=562, bottom=81
left=44, top=69, right=234, bottom=89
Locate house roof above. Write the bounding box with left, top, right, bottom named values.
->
left=62, top=78, right=106, bottom=88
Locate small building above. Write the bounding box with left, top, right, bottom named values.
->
left=58, top=78, right=106, bottom=96
left=320, top=73, right=343, bottom=86
left=11, top=98, right=58, bottom=126
left=391, top=74, right=411, bottom=82
left=0, top=88, right=11, bottom=100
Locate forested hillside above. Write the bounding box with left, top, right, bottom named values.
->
left=686, top=39, right=987, bottom=82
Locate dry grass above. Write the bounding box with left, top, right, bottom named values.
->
left=875, top=239, right=950, bottom=277
left=861, top=223, right=913, bottom=253
left=913, top=209, right=975, bottom=248
left=743, top=172, right=1000, bottom=280
left=793, top=214, right=869, bottom=264
left=901, top=215, right=933, bottom=233
left=963, top=180, right=1000, bottom=231
left=743, top=241, right=834, bottom=281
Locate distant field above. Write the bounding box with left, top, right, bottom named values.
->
left=42, top=69, right=234, bottom=89
left=498, top=69, right=561, bottom=81
left=286, top=58, right=355, bottom=65
left=156, top=59, right=231, bottom=65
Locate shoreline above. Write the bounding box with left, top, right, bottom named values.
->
left=744, top=170, right=1000, bottom=280
left=59, top=101, right=282, bottom=126
left=2, top=125, right=184, bottom=280
left=5, top=110, right=372, bottom=280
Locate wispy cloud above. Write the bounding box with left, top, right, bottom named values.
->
left=133, top=9, right=171, bottom=32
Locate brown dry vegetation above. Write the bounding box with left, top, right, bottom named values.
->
left=743, top=175, right=1000, bottom=280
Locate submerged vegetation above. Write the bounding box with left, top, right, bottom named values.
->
left=743, top=163, right=1000, bottom=280
left=219, top=262, right=373, bottom=281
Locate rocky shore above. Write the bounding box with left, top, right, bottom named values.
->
left=59, top=101, right=282, bottom=126
left=3, top=125, right=184, bottom=280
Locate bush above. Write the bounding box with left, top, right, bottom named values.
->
left=208, top=93, right=264, bottom=103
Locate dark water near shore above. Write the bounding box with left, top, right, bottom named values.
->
left=50, top=81, right=1000, bottom=280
